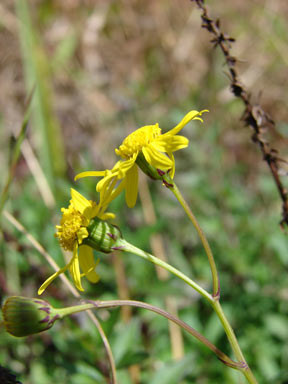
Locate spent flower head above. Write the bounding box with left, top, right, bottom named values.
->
left=75, top=110, right=208, bottom=208
left=38, top=188, right=117, bottom=294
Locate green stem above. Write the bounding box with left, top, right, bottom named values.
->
left=164, top=176, right=219, bottom=298
left=56, top=304, right=118, bottom=383
left=119, top=238, right=258, bottom=382
left=212, top=300, right=258, bottom=384
left=55, top=300, right=241, bottom=370
left=118, top=239, right=213, bottom=304
left=56, top=303, right=95, bottom=318
left=86, top=310, right=117, bottom=384
left=159, top=175, right=257, bottom=383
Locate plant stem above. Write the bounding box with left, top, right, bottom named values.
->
left=159, top=176, right=258, bottom=383
left=86, top=310, right=117, bottom=384
left=118, top=239, right=213, bottom=304
left=165, top=176, right=219, bottom=298
left=56, top=300, right=241, bottom=370
left=212, top=300, right=258, bottom=384
left=119, top=238, right=258, bottom=381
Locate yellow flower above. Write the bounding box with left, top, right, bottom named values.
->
left=38, top=188, right=114, bottom=295
left=75, top=110, right=208, bottom=208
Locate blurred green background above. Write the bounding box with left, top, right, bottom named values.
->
left=1, top=0, right=288, bottom=383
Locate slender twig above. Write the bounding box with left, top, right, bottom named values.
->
left=168, top=179, right=220, bottom=298
left=57, top=300, right=242, bottom=370
left=191, top=0, right=288, bottom=227
left=3, top=210, right=117, bottom=384
left=119, top=236, right=258, bottom=383
left=119, top=239, right=214, bottom=304
left=211, top=300, right=258, bottom=384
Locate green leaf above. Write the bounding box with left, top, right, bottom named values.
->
left=149, top=355, right=194, bottom=384
left=112, top=318, right=141, bottom=366
left=264, top=314, right=288, bottom=339
left=74, top=362, right=104, bottom=383
left=117, top=350, right=149, bottom=369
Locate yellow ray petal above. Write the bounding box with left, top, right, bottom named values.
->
left=97, top=170, right=126, bottom=210
left=100, top=179, right=125, bottom=208
left=111, top=160, right=124, bottom=171
left=69, top=244, right=84, bottom=291
left=74, top=171, right=106, bottom=181
left=164, top=110, right=208, bottom=136
left=79, top=245, right=100, bottom=283
left=152, top=135, right=189, bottom=153
left=104, top=174, right=118, bottom=197
left=125, top=164, right=139, bottom=208
left=96, top=172, right=117, bottom=193
left=38, top=264, right=69, bottom=295
left=142, top=145, right=172, bottom=170
left=117, top=155, right=137, bottom=179
left=71, top=188, right=91, bottom=214
left=100, top=212, right=116, bottom=220
left=90, top=203, right=101, bottom=218
left=96, top=158, right=136, bottom=197
left=168, top=152, right=175, bottom=178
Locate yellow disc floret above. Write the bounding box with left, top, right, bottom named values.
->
left=115, top=124, right=161, bottom=159
left=55, top=204, right=88, bottom=251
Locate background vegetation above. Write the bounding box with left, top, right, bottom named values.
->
left=1, top=0, right=288, bottom=383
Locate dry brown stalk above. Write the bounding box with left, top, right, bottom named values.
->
left=191, top=0, right=288, bottom=227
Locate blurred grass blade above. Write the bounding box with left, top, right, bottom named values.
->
left=149, top=355, right=194, bottom=384
left=0, top=90, right=32, bottom=218
left=15, top=0, right=66, bottom=192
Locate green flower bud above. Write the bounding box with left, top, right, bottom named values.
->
left=2, top=296, right=60, bottom=337
left=84, top=217, right=123, bottom=253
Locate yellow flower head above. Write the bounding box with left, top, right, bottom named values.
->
left=116, top=124, right=162, bottom=159
left=56, top=201, right=90, bottom=252
left=75, top=110, right=208, bottom=208
left=38, top=188, right=114, bottom=295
